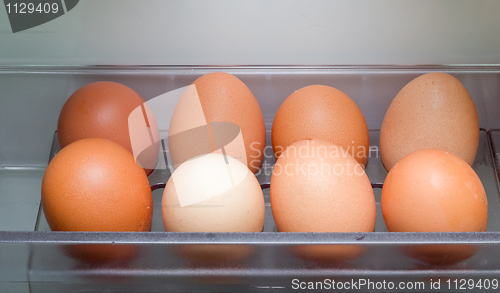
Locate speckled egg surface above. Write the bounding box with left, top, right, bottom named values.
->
left=270, top=139, right=376, bottom=233
left=380, top=72, right=479, bottom=171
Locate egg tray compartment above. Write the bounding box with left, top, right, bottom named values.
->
left=1, top=65, right=500, bottom=292
left=19, top=128, right=500, bottom=292
left=36, top=128, right=499, bottom=232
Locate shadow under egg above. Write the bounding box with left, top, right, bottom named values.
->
left=64, top=243, right=140, bottom=266
left=174, top=244, right=255, bottom=267
left=174, top=244, right=256, bottom=286
left=291, top=244, right=367, bottom=265
left=404, top=244, right=478, bottom=267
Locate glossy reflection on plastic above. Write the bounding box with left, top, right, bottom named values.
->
left=291, top=244, right=366, bottom=264
left=135, top=141, right=161, bottom=176
left=127, top=100, right=161, bottom=175
left=404, top=244, right=478, bottom=266
left=64, top=244, right=140, bottom=266
left=174, top=244, right=254, bottom=267
left=168, top=122, right=246, bottom=170
left=167, top=84, right=248, bottom=170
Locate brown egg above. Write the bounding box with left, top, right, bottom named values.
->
left=272, top=85, right=369, bottom=166
left=381, top=149, right=488, bottom=232
left=42, top=138, right=153, bottom=232
left=380, top=72, right=479, bottom=171
left=57, top=81, right=160, bottom=175
left=270, top=139, right=376, bottom=233
left=169, top=72, right=266, bottom=173
left=162, top=153, right=265, bottom=232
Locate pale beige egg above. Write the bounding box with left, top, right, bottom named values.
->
left=162, top=153, right=265, bottom=232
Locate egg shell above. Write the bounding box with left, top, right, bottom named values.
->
left=270, top=139, right=376, bottom=233
left=42, top=138, right=153, bottom=232
left=162, top=153, right=265, bottom=232
left=57, top=81, right=160, bottom=175
left=381, top=149, right=488, bottom=232
left=177, top=72, right=266, bottom=173
left=272, top=85, right=369, bottom=166
left=380, top=72, right=479, bottom=171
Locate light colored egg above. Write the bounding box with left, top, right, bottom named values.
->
left=42, top=138, right=153, bottom=232
left=380, top=72, right=479, bottom=171
left=162, top=153, right=265, bottom=232
left=270, top=139, right=376, bottom=233
left=168, top=72, right=266, bottom=173
left=272, top=85, right=369, bottom=166
left=381, top=149, right=488, bottom=232
left=57, top=81, right=160, bottom=175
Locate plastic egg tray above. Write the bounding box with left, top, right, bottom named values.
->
left=2, top=66, right=500, bottom=292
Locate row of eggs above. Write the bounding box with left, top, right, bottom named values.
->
left=42, top=72, right=487, bottom=240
